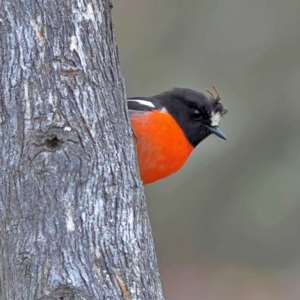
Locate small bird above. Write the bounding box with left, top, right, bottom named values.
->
left=128, top=86, right=227, bottom=184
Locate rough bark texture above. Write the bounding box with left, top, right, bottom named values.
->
left=0, top=0, right=164, bottom=299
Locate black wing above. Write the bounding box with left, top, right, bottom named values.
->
left=127, top=97, right=164, bottom=115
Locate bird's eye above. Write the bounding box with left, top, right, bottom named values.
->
left=192, top=110, right=202, bottom=120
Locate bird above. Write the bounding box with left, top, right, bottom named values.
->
left=128, top=86, right=227, bottom=184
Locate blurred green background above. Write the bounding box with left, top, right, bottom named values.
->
left=114, top=1, right=300, bottom=299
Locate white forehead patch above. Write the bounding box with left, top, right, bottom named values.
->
left=127, top=99, right=155, bottom=108
left=210, top=112, right=221, bottom=126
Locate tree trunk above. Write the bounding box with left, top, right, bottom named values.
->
left=0, top=0, right=164, bottom=299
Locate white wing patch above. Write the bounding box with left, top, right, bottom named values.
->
left=210, top=112, right=221, bottom=126
left=127, top=99, right=155, bottom=108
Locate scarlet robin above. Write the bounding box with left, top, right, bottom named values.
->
left=128, top=86, right=227, bottom=184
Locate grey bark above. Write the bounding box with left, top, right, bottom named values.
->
left=0, top=0, right=164, bottom=299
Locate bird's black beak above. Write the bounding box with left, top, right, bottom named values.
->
left=205, top=125, right=227, bottom=140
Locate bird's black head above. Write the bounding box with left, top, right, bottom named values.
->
left=157, top=87, right=227, bottom=147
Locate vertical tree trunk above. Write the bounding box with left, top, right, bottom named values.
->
left=0, top=0, right=164, bottom=299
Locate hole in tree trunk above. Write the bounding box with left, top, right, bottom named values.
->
left=45, top=136, right=62, bottom=149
